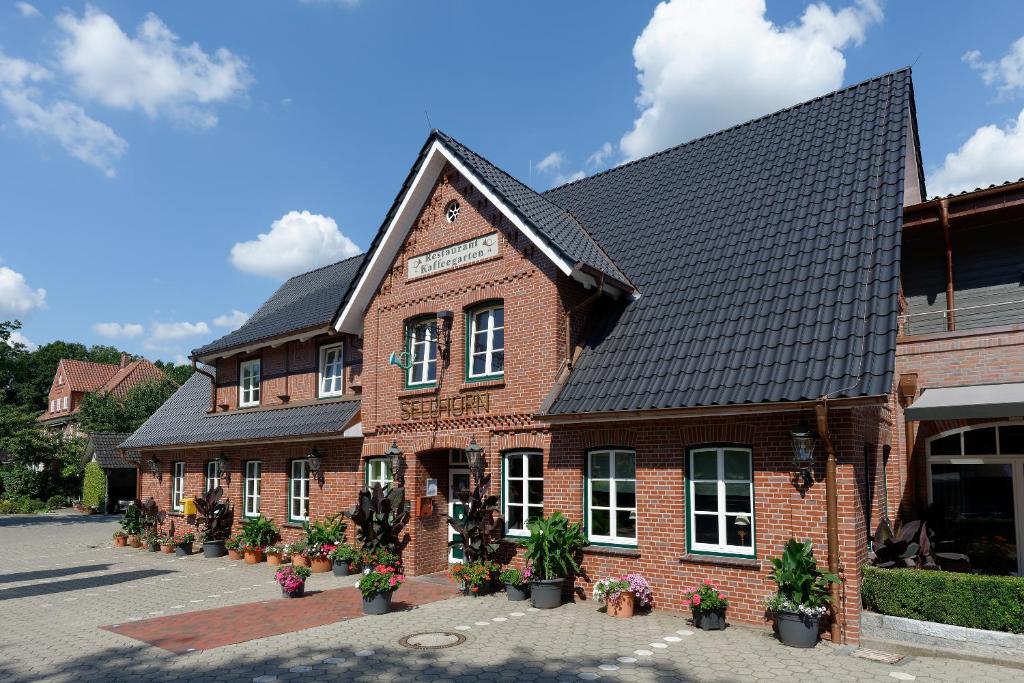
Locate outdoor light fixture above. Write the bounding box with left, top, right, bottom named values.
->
left=790, top=420, right=817, bottom=488
left=734, top=514, right=750, bottom=547
left=147, top=455, right=161, bottom=481
left=214, top=452, right=230, bottom=484
left=466, top=436, right=485, bottom=484
left=305, top=447, right=325, bottom=488
left=436, top=309, right=454, bottom=364
left=386, top=440, right=406, bottom=486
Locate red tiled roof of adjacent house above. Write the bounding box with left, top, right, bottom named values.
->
left=100, top=359, right=167, bottom=398
left=38, top=357, right=170, bottom=422
left=60, top=359, right=120, bottom=392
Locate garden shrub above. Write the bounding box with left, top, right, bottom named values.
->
left=862, top=566, right=1024, bottom=633
left=82, top=462, right=106, bottom=510
left=45, top=494, right=67, bottom=510
left=0, top=464, right=42, bottom=499
left=0, top=496, right=47, bottom=514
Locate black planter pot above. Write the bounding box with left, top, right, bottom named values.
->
left=530, top=578, right=564, bottom=609
left=148, top=541, right=160, bottom=552
left=362, top=591, right=393, bottom=615
left=505, top=583, right=529, bottom=601
left=462, top=582, right=490, bottom=597
left=175, top=543, right=193, bottom=557
left=202, top=540, right=227, bottom=558
left=775, top=611, right=821, bottom=648
left=333, top=560, right=351, bottom=577
left=282, top=584, right=305, bottom=599
left=692, top=607, right=727, bottom=630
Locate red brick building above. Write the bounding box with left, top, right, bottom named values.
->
left=123, top=69, right=928, bottom=644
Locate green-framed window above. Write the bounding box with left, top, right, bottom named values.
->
left=502, top=451, right=543, bottom=536
left=243, top=460, right=261, bottom=518
left=585, top=449, right=637, bottom=546
left=289, top=459, right=310, bottom=522
left=406, top=317, right=438, bottom=387
left=686, top=446, right=754, bottom=557
left=466, top=303, right=504, bottom=380
left=366, top=457, right=393, bottom=489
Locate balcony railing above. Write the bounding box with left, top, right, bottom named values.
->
left=899, top=298, right=1024, bottom=336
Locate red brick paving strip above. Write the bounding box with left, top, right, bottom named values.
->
left=101, top=579, right=458, bottom=653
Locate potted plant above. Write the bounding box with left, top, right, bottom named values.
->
left=159, top=535, right=175, bottom=553
left=121, top=503, right=144, bottom=546
left=358, top=564, right=404, bottom=615
left=173, top=530, right=195, bottom=556
left=521, top=512, right=588, bottom=609
left=346, top=483, right=410, bottom=567
left=594, top=577, right=634, bottom=617
left=225, top=535, right=243, bottom=560
left=113, top=530, right=128, bottom=547
left=446, top=474, right=501, bottom=569
left=239, top=515, right=279, bottom=564
left=684, top=580, right=727, bottom=630
left=276, top=565, right=311, bottom=598
left=361, top=547, right=401, bottom=572
left=766, top=539, right=841, bottom=648
left=191, top=486, right=233, bottom=558
left=449, top=561, right=492, bottom=596
left=499, top=566, right=532, bottom=601
left=290, top=540, right=310, bottom=567
left=330, top=543, right=360, bottom=576
left=301, top=514, right=347, bottom=573
left=266, top=545, right=285, bottom=566
left=143, top=531, right=161, bottom=552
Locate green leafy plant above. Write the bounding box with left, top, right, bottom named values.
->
left=593, top=577, right=631, bottom=606
left=0, top=496, right=47, bottom=514
left=683, top=580, right=727, bottom=612
left=302, top=513, right=347, bottom=558
left=362, top=547, right=400, bottom=567
left=767, top=539, right=840, bottom=615
left=191, top=486, right=233, bottom=542
left=329, top=543, right=361, bottom=564
left=45, top=494, right=67, bottom=510
left=174, top=531, right=195, bottom=545
left=357, top=564, right=405, bottom=598
left=498, top=566, right=532, bottom=587
left=120, top=502, right=144, bottom=535
left=225, top=535, right=241, bottom=551
left=239, top=515, right=279, bottom=550
left=346, top=483, right=410, bottom=554
left=138, top=497, right=165, bottom=537
left=113, top=530, right=127, bottom=539
left=446, top=474, right=501, bottom=563
left=869, top=519, right=969, bottom=571
left=449, top=561, right=492, bottom=590
left=520, top=512, right=587, bottom=581
left=81, top=461, right=105, bottom=510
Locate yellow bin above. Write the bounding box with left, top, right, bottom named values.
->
left=181, top=497, right=197, bottom=516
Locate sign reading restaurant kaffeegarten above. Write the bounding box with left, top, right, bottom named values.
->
left=407, top=233, right=499, bottom=279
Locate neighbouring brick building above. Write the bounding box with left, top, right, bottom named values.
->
left=124, top=69, right=934, bottom=644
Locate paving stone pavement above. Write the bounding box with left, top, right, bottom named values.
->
left=1, top=512, right=1019, bottom=682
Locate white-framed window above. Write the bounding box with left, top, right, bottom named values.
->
left=318, top=343, right=344, bottom=397
left=62, top=396, right=69, bottom=410
left=467, top=304, right=504, bottom=379
left=407, top=319, right=438, bottom=387
left=239, top=359, right=261, bottom=407
left=366, top=458, right=393, bottom=489
left=172, top=462, right=185, bottom=512
left=503, top=450, right=543, bottom=536
left=289, top=459, right=310, bottom=522
left=244, top=461, right=261, bottom=518
left=687, top=447, right=754, bottom=557
left=205, top=460, right=222, bottom=492
left=49, top=399, right=55, bottom=413
left=58, top=374, right=63, bottom=386
left=586, top=449, right=637, bottom=545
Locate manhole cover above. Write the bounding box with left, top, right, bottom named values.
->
left=850, top=648, right=906, bottom=665
left=398, top=631, right=467, bottom=650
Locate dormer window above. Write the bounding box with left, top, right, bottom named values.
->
left=318, top=343, right=344, bottom=398
left=239, top=359, right=261, bottom=407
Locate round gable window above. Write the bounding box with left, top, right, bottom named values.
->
left=445, top=201, right=460, bottom=223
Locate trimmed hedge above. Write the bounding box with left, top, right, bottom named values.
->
left=862, top=566, right=1024, bottom=633
left=82, top=462, right=106, bottom=510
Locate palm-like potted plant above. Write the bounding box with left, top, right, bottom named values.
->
left=191, top=486, right=233, bottom=558
left=766, top=539, right=841, bottom=648
left=347, top=483, right=410, bottom=561
left=358, top=563, right=404, bottom=614
left=521, top=512, right=588, bottom=609
left=446, top=474, right=501, bottom=570
left=684, top=580, right=727, bottom=630
left=239, top=515, right=279, bottom=563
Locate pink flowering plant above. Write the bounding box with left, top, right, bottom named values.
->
left=683, top=579, right=728, bottom=612
left=498, top=564, right=533, bottom=588
left=357, top=564, right=405, bottom=598
left=625, top=573, right=653, bottom=607
left=275, top=565, right=311, bottom=593
left=593, top=577, right=632, bottom=606
left=306, top=542, right=335, bottom=560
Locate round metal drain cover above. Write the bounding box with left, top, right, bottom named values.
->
left=399, top=631, right=466, bottom=650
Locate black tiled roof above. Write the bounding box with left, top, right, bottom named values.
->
left=120, top=371, right=360, bottom=449
left=84, top=432, right=138, bottom=469
left=539, top=69, right=915, bottom=414
left=433, top=130, right=632, bottom=288
left=192, top=254, right=365, bottom=359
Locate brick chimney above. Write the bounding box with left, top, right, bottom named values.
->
left=120, top=353, right=130, bottom=368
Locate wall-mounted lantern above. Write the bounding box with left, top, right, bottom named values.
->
left=436, top=309, right=454, bottom=365
left=790, top=420, right=817, bottom=488
left=147, top=454, right=161, bottom=481
left=386, top=440, right=406, bottom=486
left=306, top=447, right=325, bottom=488
left=466, top=436, right=485, bottom=484
left=214, top=452, right=231, bottom=484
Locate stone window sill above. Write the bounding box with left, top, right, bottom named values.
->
left=398, top=386, right=438, bottom=399
left=583, top=545, right=640, bottom=559
left=678, top=553, right=760, bottom=569
left=460, top=378, right=505, bottom=391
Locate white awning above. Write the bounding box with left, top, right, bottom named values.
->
left=905, top=383, right=1024, bottom=421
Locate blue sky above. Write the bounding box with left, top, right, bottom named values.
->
left=3, top=0, right=1024, bottom=363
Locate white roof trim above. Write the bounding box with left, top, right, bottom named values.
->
left=333, top=139, right=579, bottom=335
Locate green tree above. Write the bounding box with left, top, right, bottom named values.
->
left=82, top=461, right=106, bottom=509
left=0, top=320, right=30, bottom=404
left=153, top=359, right=195, bottom=386
left=0, top=402, right=54, bottom=465
left=78, top=377, right=179, bottom=433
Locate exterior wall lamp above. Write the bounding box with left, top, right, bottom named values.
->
left=466, top=436, right=485, bottom=484
left=790, top=419, right=817, bottom=489
left=214, top=452, right=231, bottom=485
left=147, top=455, right=162, bottom=481
left=436, top=309, right=454, bottom=365
left=305, top=447, right=325, bottom=488
left=386, top=440, right=406, bottom=486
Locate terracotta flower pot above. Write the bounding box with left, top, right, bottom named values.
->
left=160, top=544, right=174, bottom=554
left=310, top=557, right=332, bottom=573
left=244, top=549, right=265, bottom=564
left=292, top=554, right=310, bottom=568
left=227, top=548, right=243, bottom=560
left=608, top=591, right=635, bottom=618
left=114, top=536, right=127, bottom=547
left=267, top=552, right=283, bottom=566
left=127, top=535, right=141, bottom=548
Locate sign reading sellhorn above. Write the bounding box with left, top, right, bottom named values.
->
left=407, top=233, right=499, bottom=279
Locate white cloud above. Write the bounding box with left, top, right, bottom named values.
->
left=10, top=330, right=37, bottom=350
left=929, top=109, right=1024, bottom=197
left=56, top=7, right=252, bottom=128
left=149, top=321, right=210, bottom=342
left=964, top=37, right=1024, bottom=95
left=230, top=210, right=362, bottom=279
left=16, top=2, right=40, bottom=18
left=0, top=49, right=126, bottom=176
left=535, top=151, right=564, bottom=173
left=586, top=142, right=614, bottom=168
left=92, top=322, right=145, bottom=338
left=213, top=309, right=250, bottom=329
left=0, top=265, right=46, bottom=316
left=173, top=353, right=191, bottom=365
left=620, top=0, right=882, bottom=159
